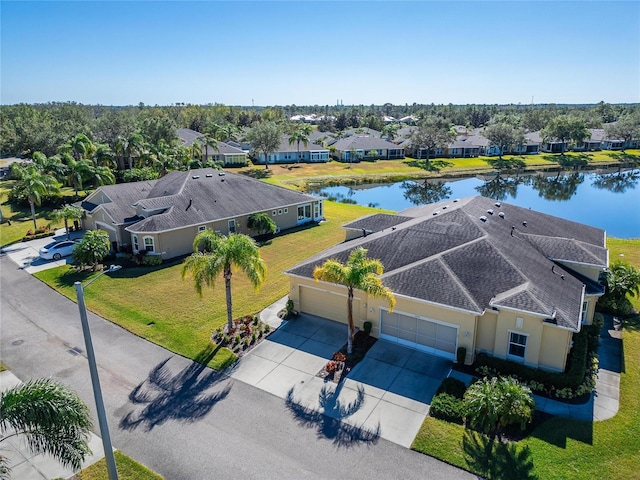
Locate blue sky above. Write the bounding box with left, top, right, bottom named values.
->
left=1, top=1, right=639, bottom=106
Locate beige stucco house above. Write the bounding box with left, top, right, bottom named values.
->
left=81, top=168, right=323, bottom=259
left=286, top=196, right=607, bottom=372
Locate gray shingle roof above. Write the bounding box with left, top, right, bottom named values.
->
left=287, top=196, right=607, bottom=330
left=332, top=136, right=404, bottom=151
left=86, top=169, right=319, bottom=234
left=343, top=213, right=412, bottom=233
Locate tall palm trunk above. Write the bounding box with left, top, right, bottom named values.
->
left=347, top=287, right=355, bottom=354
left=224, top=266, right=233, bottom=330
left=29, top=198, right=37, bottom=229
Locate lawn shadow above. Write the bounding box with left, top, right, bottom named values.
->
left=240, top=168, right=273, bottom=179
left=529, top=415, right=593, bottom=448
left=462, top=429, right=537, bottom=479
left=541, top=153, right=591, bottom=169
left=119, top=344, right=231, bottom=432
left=284, top=383, right=380, bottom=448
left=403, top=158, right=453, bottom=172
left=607, top=152, right=640, bottom=165
left=485, top=157, right=526, bottom=172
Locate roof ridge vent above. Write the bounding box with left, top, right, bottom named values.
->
left=487, top=209, right=494, bottom=215
left=498, top=212, right=505, bottom=218
left=480, top=215, right=487, bottom=222
left=206, top=173, right=213, bottom=178
left=495, top=202, right=501, bottom=207
left=192, top=175, right=200, bottom=179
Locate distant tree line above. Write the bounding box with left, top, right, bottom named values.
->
left=2, top=101, right=638, bottom=159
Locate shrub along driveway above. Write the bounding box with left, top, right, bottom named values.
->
left=229, top=312, right=453, bottom=447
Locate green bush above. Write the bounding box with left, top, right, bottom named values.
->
left=141, top=254, right=163, bottom=266
left=363, top=321, right=372, bottom=335
left=429, top=393, right=465, bottom=423
left=436, top=377, right=467, bottom=399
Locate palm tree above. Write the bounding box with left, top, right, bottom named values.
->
left=313, top=247, right=395, bottom=354
left=464, top=376, right=535, bottom=439
left=12, top=164, right=60, bottom=229
left=51, top=204, right=84, bottom=240
left=0, top=378, right=93, bottom=478
left=182, top=231, right=267, bottom=331
left=59, top=153, right=93, bottom=198
left=288, top=124, right=312, bottom=163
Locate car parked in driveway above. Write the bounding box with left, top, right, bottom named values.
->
left=38, top=240, right=78, bottom=260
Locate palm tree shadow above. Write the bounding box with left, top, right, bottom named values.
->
left=462, top=429, right=537, bottom=479
left=284, top=383, right=380, bottom=448
left=119, top=344, right=231, bottom=431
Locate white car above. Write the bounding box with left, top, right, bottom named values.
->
left=39, top=240, right=78, bottom=260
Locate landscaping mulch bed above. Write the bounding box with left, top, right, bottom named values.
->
left=211, top=315, right=272, bottom=359
left=316, top=331, right=377, bottom=384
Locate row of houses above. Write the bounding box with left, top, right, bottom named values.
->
left=80, top=168, right=608, bottom=375
left=179, top=122, right=638, bottom=168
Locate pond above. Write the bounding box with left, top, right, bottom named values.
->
left=309, top=168, right=640, bottom=239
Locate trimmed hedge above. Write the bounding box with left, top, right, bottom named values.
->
left=436, top=377, right=467, bottom=399
left=429, top=393, right=465, bottom=424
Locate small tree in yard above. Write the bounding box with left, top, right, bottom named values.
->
left=247, top=212, right=277, bottom=236
left=464, top=376, right=535, bottom=440
left=51, top=204, right=84, bottom=240
left=73, top=229, right=110, bottom=271
left=313, top=248, right=395, bottom=354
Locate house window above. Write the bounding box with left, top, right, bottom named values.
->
left=133, top=235, right=139, bottom=252
left=198, top=225, right=207, bottom=233
left=508, top=332, right=527, bottom=358
left=581, top=301, right=589, bottom=324
left=143, top=237, right=155, bottom=252
left=229, top=219, right=236, bottom=234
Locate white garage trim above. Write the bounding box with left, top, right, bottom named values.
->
left=379, top=308, right=458, bottom=360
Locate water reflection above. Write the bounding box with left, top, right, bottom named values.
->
left=401, top=180, right=452, bottom=206
left=475, top=174, right=525, bottom=201
left=591, top=169, right=640, bottom=194
left=530, top=171, right=585, bottom=201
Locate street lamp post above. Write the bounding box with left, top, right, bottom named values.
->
left=74, top=265, right=121, bottom=480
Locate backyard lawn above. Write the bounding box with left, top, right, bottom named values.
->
left=411, top=238, right=640, bottom=480
left=238, top=150, right=639, bottom=190
left=35, top=201, right=387, bottom=370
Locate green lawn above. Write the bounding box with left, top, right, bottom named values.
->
left=0, top=180, right=90, bottom=246
left=67, top=450, right=163, bottom=480
left=238, top=150, right=640, bottom=190
left=411, top=238, right=640, bottom=480
left=35, top=201, right=387, bottom=370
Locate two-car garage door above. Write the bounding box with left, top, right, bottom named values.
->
left=380, top=310, right=458, bottom=360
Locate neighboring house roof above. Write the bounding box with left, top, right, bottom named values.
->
left=177, top=128, right=204, bottom=147
left=287, top=196, right=607, bottom=330
left=84, top=169, right=320, bottom=234
left=82, top=180, right=157, bottom=225
left=332, top=136, right=404, bottom=152
left=212, top=142, right=246, bottom=155
left=341, top=127, right=381, bottom=138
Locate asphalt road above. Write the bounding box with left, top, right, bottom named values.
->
left=0, top=256, right=475, bottom=480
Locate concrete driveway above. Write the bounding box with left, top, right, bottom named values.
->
left=2, top=228, right=83, bottom=274
left=229, top=313, right=452, bottom=447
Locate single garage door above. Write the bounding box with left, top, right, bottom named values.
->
left=380, top=310, right=458, bottom=360
left=299, top=286, right=360, bottom=324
